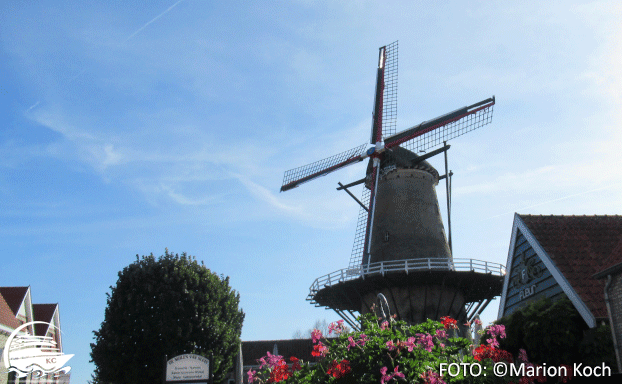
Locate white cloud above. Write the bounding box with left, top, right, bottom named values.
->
left=158, top=184, right=226, bottom=206
left=233, top=173, right=302, bottom=215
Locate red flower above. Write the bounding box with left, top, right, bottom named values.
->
left=327, top=359, right=351, bottom=379
left=311, top=342, right=328, bottom=358
left=472, top=344, right=513, bottom=363
left=268, top=361, right=291, bottom=383
left=290, top=356, right=301, bottom=371
left=440, top=316, right=458, bottom=329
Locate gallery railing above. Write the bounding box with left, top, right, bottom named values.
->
left=309, top=258, right=506, bottom=295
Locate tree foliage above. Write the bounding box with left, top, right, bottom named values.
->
left=90, top=250, right=244, bottom=384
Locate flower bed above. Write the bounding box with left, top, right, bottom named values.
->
left=248, top=313, right=574, bottom=384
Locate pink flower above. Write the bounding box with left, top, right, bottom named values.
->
left=483, top=324, right=505, bottom=348
left=259, top=351, right=284, bottom=369
left=386, top=340, right=397, bottom=351
left=393, top=367, right=405, bottom=380
left=416, top=333, right=434, bottom=352
left=328, top=320, right=346, bottom=335
left=404, top=337, right=416, bottom=352
left=348, top=334, right=369, bottom=350
left=380, top=320, right=389, bottom=330
left=347, top=336, right=357, bottom=350
left=487, top=324, right=506, bottom=339
left=359, top=334, right=368, bottom=347
left=435, top=329, right=447, bottom=339
left=380, top=366, right=389, bottom=381
left=311, top=329, right=322, bottom=343
left=247, top=369, right=257, bottom=383
left=487, top=337, right=500, bottom=348
left=381, top=366, right=405, bottom=384
left=420, top=370, right=446, bottom=384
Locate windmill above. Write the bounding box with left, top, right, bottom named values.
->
left=280, top=42, right=505, bottom=330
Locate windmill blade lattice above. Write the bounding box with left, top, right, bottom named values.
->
left=387, top=98, right=495, bottom=153
left=347, top=182, right=371, bottom=270
left=381, top=41, right=398, bottom=139
left=280, top=143, right=368, bottom=192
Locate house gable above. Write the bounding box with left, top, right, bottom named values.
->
left=0, top=292, right=20, bottom=332
left=498, top=214, right=603, bottom=328
left=0, top=287, right=29, bottom=317
left=0, top=287, right=33, bottom=334
left=33, top=304, right=58, bottom=335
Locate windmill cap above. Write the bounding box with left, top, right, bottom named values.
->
left=366, top=146, right=439, bottom=180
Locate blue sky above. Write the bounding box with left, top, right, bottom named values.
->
left=2, top=0, right=622, bottom=382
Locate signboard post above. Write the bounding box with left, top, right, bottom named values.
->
left=164, top=353, right=210, bottom=384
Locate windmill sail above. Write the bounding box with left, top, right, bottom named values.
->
left=380, top=41, right=398, bottom=139
left=370, top=41, right=398, bottom=143
left=385, top=97, right=495, bottom=153
left=347, top=186, right=371, bottom=271
left=280, top=143, right=368, bottom=192
left=370, top=46, right=386, bottom=144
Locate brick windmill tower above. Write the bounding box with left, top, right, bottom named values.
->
left=280, top=42, right=505, bottom=329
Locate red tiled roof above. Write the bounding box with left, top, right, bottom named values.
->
left=519, top=215, right=622, bottom=319
left=242, top=339, right=315, bottom=366
left=0, top=292, right=20, bottom=329
left=33, top=303, right=58, bottom=336
left=599, top=237, right=622, bottom=272
left=0, top=286, right=29, bottom=316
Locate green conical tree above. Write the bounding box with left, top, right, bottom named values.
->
left=90, top=250, right=244, bottom=384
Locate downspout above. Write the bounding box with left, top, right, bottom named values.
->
left=236, top=342, right=243, bottom=384
left=604, top=274, right=622, bottom=373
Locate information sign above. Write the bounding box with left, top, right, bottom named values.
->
left=166, top=354, right=210, bottom=383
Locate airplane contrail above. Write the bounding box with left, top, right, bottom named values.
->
left=123, top=0, right=185, bottom=43
left=23, top=2, right=185, bottom=116
left=26, top=101, right=40, bottom=113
